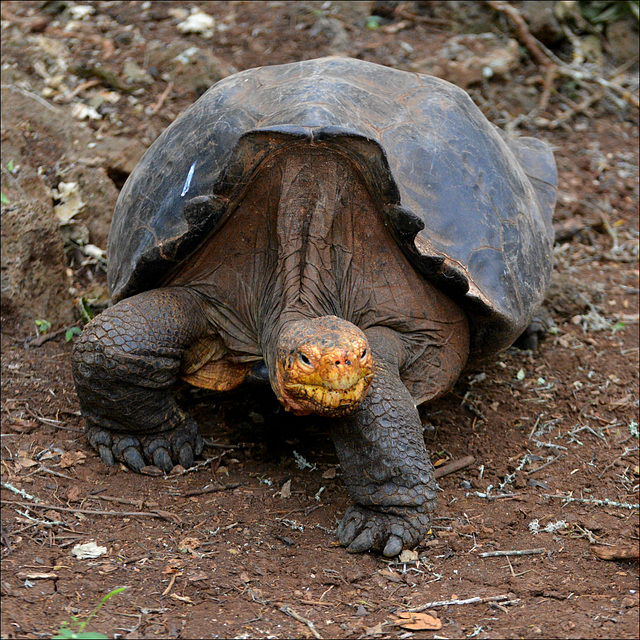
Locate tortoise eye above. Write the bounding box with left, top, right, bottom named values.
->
left=298, top=352, right=312, bottom=367
left=360, top=348, right=368, bottom=360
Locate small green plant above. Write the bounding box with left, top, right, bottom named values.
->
left=52, top=587, right=127, bottom=640
left=580, top=0, right=639, bottom=24
left=365, top=15, right=382, bottom=29
left=1, top=191, right=9, bottom=204
left=611, top=320, right=626, bottom=333
left=65, top=326, right=83, bottom=342
left=7, top=159, right=16, bottom=173
left=76, top=296, right=95, bottom=324
left=34, top=318, right=52, bottom=336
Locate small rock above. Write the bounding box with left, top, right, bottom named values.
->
left=177, top=10, right=215, bottom=37
left=140, top=465, right=164, bottom=477
left=123, top=61, right=154, bottom=85
left=71, top=541, right=107, bottom=559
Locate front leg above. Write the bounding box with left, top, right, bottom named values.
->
left=72, top=287, right=208, bottom=473
left=330, top=327, right=438, bottom=557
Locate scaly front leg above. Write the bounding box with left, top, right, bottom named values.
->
left=72, top=288, right=209, bottom=472
left=331, top=327, right=438, bottom=557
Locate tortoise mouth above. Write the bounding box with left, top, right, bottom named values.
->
left=283, top=374, right=373, bottom=417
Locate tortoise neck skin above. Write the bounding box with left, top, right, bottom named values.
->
left=259, top=147, right=381, bottom=415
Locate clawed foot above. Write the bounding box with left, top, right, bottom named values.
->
left=337, top=503, right=432, bottom=557
left=86, top=417, right=204, bottom=473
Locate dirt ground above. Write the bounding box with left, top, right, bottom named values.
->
left=1, top=2, right=639, bottom=639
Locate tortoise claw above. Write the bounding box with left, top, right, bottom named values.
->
left=338, top=504, right=431, bottom=557
left=347, top=529, right=375, bottom=554
left=383, top=535, right=404, bottom=558
left=97, top=444, right=115, bottom=467
left=84, top=419, right=203, bottom=474
left=152, top=447, right=173, bottom=473
left=177, top=443, right=194, bottom=469
left=337, top=517, right=357, bottom=547
left=122, top=446, right=145, bottom=472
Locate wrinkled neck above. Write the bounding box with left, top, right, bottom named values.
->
left=272, top=147, right=348, bottom=320
left=259, top=147, right=369, bottom=377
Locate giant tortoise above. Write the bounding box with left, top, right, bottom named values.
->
left=72, top=56, right=556, bottom=557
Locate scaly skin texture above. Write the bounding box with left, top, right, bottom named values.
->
left=331, top=327, right=438, bottom=556
left=72, top=288, right=208, bottom=472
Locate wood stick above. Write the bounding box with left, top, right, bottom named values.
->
left=149, top=81, right=173, bottom=115
left=1, top=500, right=181, bottom=523
left=434, top=455, right=475, bottom=479
left=407, top=593, right=514, bottom=613
left=478, top=548, right=546, bottom=558
left=183, top=482, right=243, bottom=497
left=279, top=605, right=323, bottom=639
left=591, top=544, right=639, bottom=561
left=485, top=1, right=551, bottom=67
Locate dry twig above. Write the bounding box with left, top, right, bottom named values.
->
left=1, top=500, right=182, bottom=523
left=478, top=548, right=546, bottom=558
left=485, top=0, right=639, bottom=125
left=407, top=593, right=514, bottom=613
left=149, top=81, right=173, bottom=115
left=279, top=605, right=323, bottom=639
left=183, top=482, right=243, bottom=497
left=545, top=494, right=639, bottom=509
left=591, top=544, right=639, bottom=561
left=485, top=1, right=550, bottom=67
left=434, top=455, right=475, bottom=479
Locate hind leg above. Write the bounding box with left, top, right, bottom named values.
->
left=72, top=287, right=209, bottom=472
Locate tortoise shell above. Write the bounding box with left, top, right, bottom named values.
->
left=107, top=56, right=556, bottom=363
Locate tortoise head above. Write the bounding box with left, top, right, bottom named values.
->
left=273, top=316, right=373, bottom=417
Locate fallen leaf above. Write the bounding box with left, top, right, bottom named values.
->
left=98, top=562, right=119, bottom=574
left=162, top=561, right=182, bottom=574
left=188, top=571, right=208, bottom=582
left=43, top=510, right=62, bottom=522
left=378, top=569, right=402, bottom=583
left=60, top=451, right=86, bottom=468
left=279, top=479, right=292, bottom=499
left=393, top=611, right=442, bottom=631
left=16, top=455, right=39, bottom=470
left=363, top=622, right=385, bottom=637
left=178, top=537, right=201, bottom=553
left=398, top=549, right=419, bottom=563
left=6, top=419, right=37, bottom=434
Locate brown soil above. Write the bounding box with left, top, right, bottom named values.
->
left=1, top=2, right=638, bottom=639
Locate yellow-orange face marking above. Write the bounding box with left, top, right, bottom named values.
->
left=275, top=317, right=374, bottom=417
